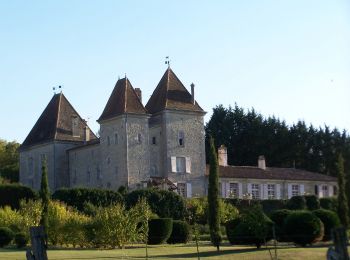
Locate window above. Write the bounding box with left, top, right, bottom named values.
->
left=152, top=136, right=156, bottom=145
left=251, top=184, right=260, bottom=199
left=107, top=136, right=110, bottom=146
left=315, top=185, right=319, bottom=195
left=292, top=185, right=300, bottom=197
left=72, top=116, right=80, bottom=137
left=333, top=185, right=337, bottom=196
left=114, top=133, right=118, bottom=145
left=107, top=157, right=111, bottom=165
left=87, top=169, right=91, bottom=183
left=138, top=133, right=142, bottom=144
left=176, top=157, right=186, bottom=173
left=177, top=183, right=186, bottom=197
left=322, top=185, right=329, bottom=197
left=96, top=166, right=102, bottom=180
left=267, top=184, right=276, bottom=199
left=178, top=131, right=184, bottom=146
left=229, top=183, right=238, bottom=198
left=171, top=157, right=191, bottom=173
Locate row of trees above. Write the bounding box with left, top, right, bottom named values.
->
left=0, top=139, right=19, bottom=183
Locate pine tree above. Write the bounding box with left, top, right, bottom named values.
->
left=208, top=137, right=221, bottom=251
left=40, top=157, right=50, bottom=233
left=336, top=154, right=349, bottom=228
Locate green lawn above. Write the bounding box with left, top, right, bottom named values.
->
left=0, top=242, right=333, bottom=260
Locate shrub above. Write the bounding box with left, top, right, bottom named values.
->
left=284, top=210, right=323, bottom=246
left=126, top=189, right=186, bottom=220
left=286, top=196, right=306, bottom=210
left=0, top=227, right=14, bottom=247
left=0, top=184, right=38, bottom=209
left=260, top=200, right=287, bottom=214
left=167, top=220, right=191, bottom=244
left=52, top=188, right=123, bottom=211
left=226, top=206, right=273, bottom=248
left=269, top=209, right=292, bottom=242
left=148, top=218, right=173, bottom=244
left=320, top=197, right=337, bottom=212
left=304, top=195, right=320, bottom=211
left=312, top=209, right=340, bottom=241
left=14, top=232, right=27, bottom=248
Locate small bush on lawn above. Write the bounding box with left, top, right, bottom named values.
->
left=148, top=218, right=173, bottom=245
left=0, top=227, right=14, bottom=247
left=320, top=198, right=337, bottom=212
left=167, top=220, right=191, bottom=244
left=269, top=209, right=292, bottom=242
left=304, top=195, right=320, bottom=211
left=284, top=210, right=323, bottom=246
left=14, top=232, right=27, bottom=248
left=286, top=196, right=306, bottom=210
left=312, top=209, right=340, bottom=241
left=226, top=205, right=273, bottom=248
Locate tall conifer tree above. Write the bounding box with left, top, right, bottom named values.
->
left=40, top=158, right=50, bottom=232
left=337, top=154, right=349, bottom=228
left=208, top=137, right=221, bottom=251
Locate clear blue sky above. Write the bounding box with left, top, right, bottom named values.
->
left=1, top=1, right=349, bottom=143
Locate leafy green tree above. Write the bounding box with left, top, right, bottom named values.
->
left=0, top=139, right=20, bottom=183
left=40, top=158, right=50, bottom=234
left=207, top=137, right=221, bottom=251
left=336, top=154, right=349, bottom=228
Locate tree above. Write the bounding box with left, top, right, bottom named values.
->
left=207, top=137, right=221, bottom=251
left=0, top=139, right=20, bottom=183
left=336, top=154, right=349, bottom=228
left=40, top=158, right=50, bottom=234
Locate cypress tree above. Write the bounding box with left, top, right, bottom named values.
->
left=208, top=137, right=221, bottom=251
left=40, top=158, right=50, bottom=232
left=336, top=154, right=349, bottom=228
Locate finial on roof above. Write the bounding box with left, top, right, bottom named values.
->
left=165, top=56, right=170, bottom=68
left=125, top=73, right=127, bottom=79
left=52, top=85, right=62, bottom=94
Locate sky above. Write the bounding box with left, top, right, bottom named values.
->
left=0, top=1, right=349, bottom=143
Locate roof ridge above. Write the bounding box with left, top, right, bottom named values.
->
left=165, top=68, right=170, bottom=108
left=54, top=93, right=62, bottom=140
left=124, top=78, right=127, bottom=112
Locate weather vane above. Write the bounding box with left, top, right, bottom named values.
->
left=165, top=56, right=170, bottom=68
left=53, top=85, right=62, bottom=94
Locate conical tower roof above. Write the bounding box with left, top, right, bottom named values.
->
left=98, top=77, right=147, bottom=121
left=145, top=68, right=204, bottom=114
left=21, top=93, right=97, bottom=148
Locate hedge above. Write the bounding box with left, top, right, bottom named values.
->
left=0, top=227, right=14, bottom=247
left=312, top=209, right=340, bottom=241
left=286, top=196, right=306, bottom=210
left=320, top=197, right=337, bottom=212
left=167, top=220, right=191, bottom=244
left=148, top=218, right=173, bottom=244
left=269, top=209, right=292, bottom=242
left=224, top=198, right=286, bottom=214
left=284, top=210, right=323, bottom=246
left=0, top=184, right=38, bottom=209
left=52, top=188, right=123, bottom=211
left=126, top=189, right=186, bottom=220
left=304, top=195, right=320, bottom=211
left=14, top=232, right=27, bottom=248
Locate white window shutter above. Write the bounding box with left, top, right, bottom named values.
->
left=247, top=183, right=252, bottom=196
left=263, top=184, right=267, bottom=199
left=288, top=184, right=292, bottom=199
left=260, top=184, right=264, bottom=200
left=329, top=185, right=333, bottom=197
left=318, top=184, right=323, bottom=198
left=276, top=184, right=281, bottom=199
left=226, top=182, right=230, bottom=197
left=174, top=182, right=178, bottom=194
left=238, top=183, right=243, bottom=198
left=185, top=157, right=191, bottom=173
left=300, top=184, right=305, bottom=195
left=171, top=157, right=177, bottom=173
left=186, top=183, right=192, bottom=198
left=221, top=182, right=226, bottom=198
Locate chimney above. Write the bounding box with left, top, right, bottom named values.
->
left=135, top=88, right=142, bottom=103
left=190, top=83, right=195, bottom=105
left=218, top=145, right=228, bottom=166
left=258, top=155, right=266, bottom=170
left=83, top=126, right=90, bottom=144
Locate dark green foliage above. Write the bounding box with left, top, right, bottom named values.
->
left=167, top=220, right=191, bottom=244
left=147, top=218, right=173, bottom=245
left=312, top=209, right=340, bottom=241
left=0, top=139, right=20, bottom=183
left=336, top=154, right=349, bottom=228
left=0, top=164, right=19, bottom=183
left=320, top=197, right=337, bottom=211
left=260, top=199, right=287, bottom=214
left=0, top=227, right=14, bottom=247
left=0, top=184, right=38, bottom=209
left=286, top=196, right=306, bottom=210
left=126, top=189, right=186, bottom=220
left=40, top=158, right=50, bottom=230
left=269, top=209, right=292, bottom=242
left=14, top=232, right=27, bottom=248
left=226, top=206, right=273, bottom=248
left=208, top=137, right=221, bottom=250
left=52, top=188, right=123, bottom=211
left=284, top=210, right=323, bottom=246
left=304, top=195, right=320, bottom=210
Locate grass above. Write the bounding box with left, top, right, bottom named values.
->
left=0, top=242, right=334, bottom=260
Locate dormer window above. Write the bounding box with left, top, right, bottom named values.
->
left=178, top=131, right=184, bottom=146
left=72, top=116, right=80, bottom=137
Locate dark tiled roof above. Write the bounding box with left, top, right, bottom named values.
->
left=21, top=93, right=97, bottom=148
left=206, top=165, right=337, bottom=182
left=67, top=138, right=100, bottom=151
left=145, top=68, right=204, bottom=114
left=98, top=77, right=147, bottom=121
